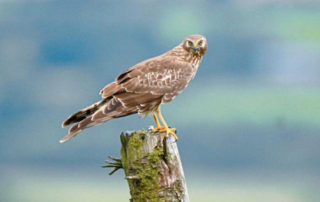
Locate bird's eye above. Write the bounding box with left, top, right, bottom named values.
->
left=198, top=40, right=203, bottom=46
left=187, top=40, right=193, bottom=47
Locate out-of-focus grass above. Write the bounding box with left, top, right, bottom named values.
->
left=2, top=166, right=319, bottom=202
left=267, top=8, right=320, bottom=44
left=167, top=84, right=320, bottom=126
left=5, top=178, right=129, bottom=202
left=1, top=166, right=130, bottom=202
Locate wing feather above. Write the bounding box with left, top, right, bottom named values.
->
left=116, top=57, right=195, bottom=102
left=100, top=56, right=194, bottom=100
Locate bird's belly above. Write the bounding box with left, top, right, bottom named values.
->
left=161, top=91, right=181, bottom=104
left=137, top=101, right=161, bottom=117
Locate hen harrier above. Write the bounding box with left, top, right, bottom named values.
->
left=61, top=34, right=207, bottom=143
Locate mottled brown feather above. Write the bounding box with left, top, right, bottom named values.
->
left=61, top=34, right=207, bottom=143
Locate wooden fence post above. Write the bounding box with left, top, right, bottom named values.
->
left=105, top=130, right=189, bottom=202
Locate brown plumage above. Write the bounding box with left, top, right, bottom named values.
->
left=60, top=34, right=207, bottom=143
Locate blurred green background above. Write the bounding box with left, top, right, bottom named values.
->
left=1, top=0, right=320, bottom=202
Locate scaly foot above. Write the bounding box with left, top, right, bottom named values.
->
left=151, top=126, right=164, bottom=133
left=152, top=126, right=178, bottom=141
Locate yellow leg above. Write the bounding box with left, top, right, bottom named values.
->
left=155, top=106, right=178, bottom=141
left=151, top=112, right=162, bottom=132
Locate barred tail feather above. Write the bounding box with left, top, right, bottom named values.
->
left=60, top=96, right=136, bottom=143
left=62, top=99, right=109, bottom=128
left=60, top=114, right=114, bottom=143
left=60, top=98, right=111, bottom=143
left=59, top=124, right=83, bottom=143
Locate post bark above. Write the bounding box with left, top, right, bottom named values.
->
left=105, top=130, right=189, bottom=202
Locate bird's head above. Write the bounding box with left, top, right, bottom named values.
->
left=182, top=34, right=207, bottom=56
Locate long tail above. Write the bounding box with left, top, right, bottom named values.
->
left=60, top=98, right=111, bottom=143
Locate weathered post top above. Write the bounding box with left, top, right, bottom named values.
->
left=105, top=130, right=189, bottom=202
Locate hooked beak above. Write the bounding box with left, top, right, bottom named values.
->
left=192, top=47, right=200, bottom=52
left=191, top=46, right=200, bottom=55
left=191, top=41, right=201, bottom=54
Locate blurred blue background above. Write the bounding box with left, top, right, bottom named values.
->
left=1, top=0, right=320, bottom=201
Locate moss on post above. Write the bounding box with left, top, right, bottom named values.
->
left=119, top=130, right=189, bottom=202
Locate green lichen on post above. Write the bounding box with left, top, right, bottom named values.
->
left=121, top=131, right=164, bottom=201
left=147, top=146, right=164, bottom=165
left=119, top=130, right=189, bottom=202
left=129, top=148, right=163, bottom=201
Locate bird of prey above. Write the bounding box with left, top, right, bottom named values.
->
left=60, top=34, right=207, bottom=143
